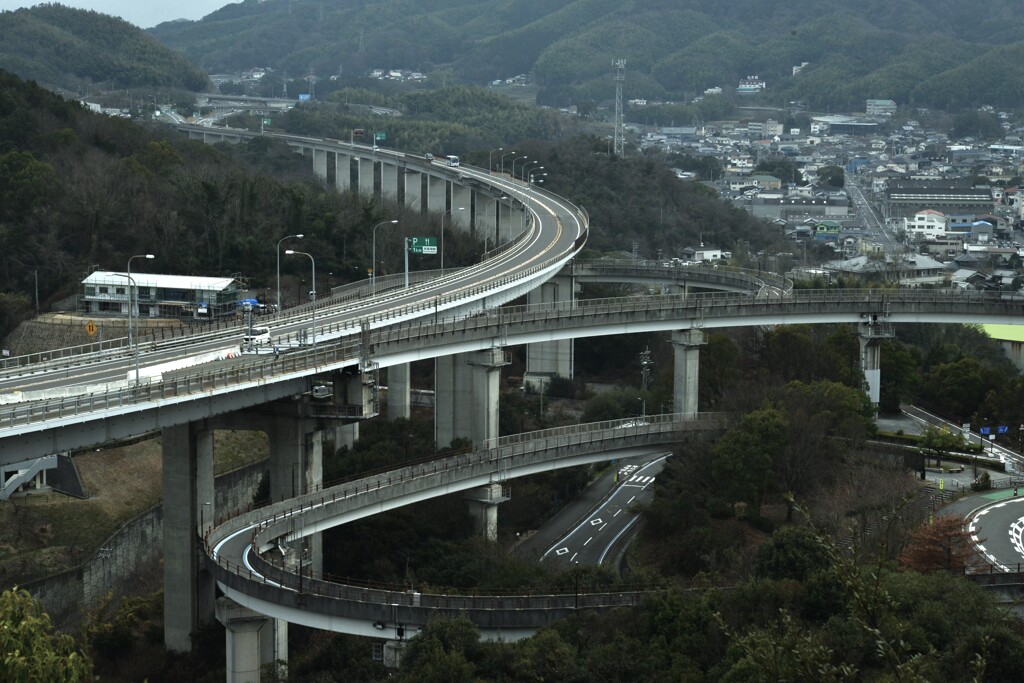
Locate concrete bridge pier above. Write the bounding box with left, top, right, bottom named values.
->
left=525, top=276, right=577, bottom=389
left=426, top=175, right=447, bottom=214
left=858, top=317, right=892, bottom=408
left=435, top=348, right=508, bottom=447
left=329, top=365, right=377, bottom=450
left=357, top=157, right=375, bottom=195
left=162, top=421, right=216, bottom=653
left=672, top=329, right=706, bottom=416
left=477, top=195, right=499, bottom=251
left=388, top=363, right=411, bottom=420
left=312, top=148, right=328, bottom=181
left=381, top=161, right=399, bottom=200
left=463, top=484, right=511, bottom=541
left=266, top=415, right=329, bottom=668
left=435, top=355, right=457, bottom=448
left=403, top=169, right=422, bottom=212
left=498, top=201, right=519, bottom=244
left=453, top=185, right=474, bottom=236
left=465, top=348, right=509, bottom=445
left=334, top=152, right=353, bottom=192
left=217, top=597, right=285, bottom=683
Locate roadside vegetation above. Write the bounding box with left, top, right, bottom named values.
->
left=4, top=58, right=1024, bottom=681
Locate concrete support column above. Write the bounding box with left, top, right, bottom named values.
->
left=671, top=329, right=706, bottom=417
left=383, top=641, right=407, bottom=669
left=452, top=185, right=473, bottom=236
left=162, top=421, right=213, bottom=652
left=525, top=276, right=576, bottom=387
left=435, top=355, right=456, bottom=448
left=858, top=321, right=884, bottom=408
left=335, top=152, right=353, bottom=192
left=217, top=597, right=276, bottom=683
left=388, top=363, right=412, bottom=420
left=426, top=175, right=447, bottom=213
left=195, top=429, right=216, bottom=628
left=477, top=195, right=498, bottom=252
left=463, top=484, right=510, bottom=541
left=381, top=161, right=399, bottom=200
left=269, top=416, right=305, bottom=502
left=452, top=352, right=474, bottom=442
left=312, top=147, right=328, bottom=180
left=267, top=414, right=329, bottom=668
left=333, top=423, right=360, bottom=450
left=466, top=348, right=507, bottom=445
left=357, top=157, right=375, bottom=195
left=502, top=202, right=523, bottom=243
left=403, top=170, right=422, bottom=211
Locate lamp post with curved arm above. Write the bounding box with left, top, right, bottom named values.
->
left=441, top=207, right=465, bottom=273
left=488, top=146, right=503, bottom=173
left=286, top=250, right=316, bottom=348
left=511, top=156, right=529, bottom=182
left=499, top=150, right=517, bottom=175
left=371, top=220, right=398, bottom=295
left=127, top=253, right=154, bottom=385
left=521, top=161, right=543, bottom=182
left=276, top=233, right=303, bottom=312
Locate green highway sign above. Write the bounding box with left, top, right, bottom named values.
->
left=409, top=236, right=437, bottom=255
left=375, top=131, right=386, bottom=141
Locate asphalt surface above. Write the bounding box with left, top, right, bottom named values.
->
left=513, top=456, right=643, bottom=563
left=511, top=411, right=1022, bottom=572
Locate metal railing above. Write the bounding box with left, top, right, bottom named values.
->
left=206, top=414, right=728, bottom=624
left=4, top=288, right=1023, bottom=433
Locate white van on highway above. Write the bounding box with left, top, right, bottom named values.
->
left=242, top=326, right=271, bottom=349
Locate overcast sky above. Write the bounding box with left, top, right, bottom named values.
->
left=0, top=1, right=230, bottom=29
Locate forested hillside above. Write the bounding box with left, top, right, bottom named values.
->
left=0, top=5, right=209, bottom=93
left=0, top=68, right=389, bottom=340
left=0, top=68, right=767, bottom=343
left=150, top=0, right=1024, bottom=111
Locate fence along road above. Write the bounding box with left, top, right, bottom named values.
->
left=0, top=157, right=589, bottom=466
left=208, top=413, right=729, bottom=641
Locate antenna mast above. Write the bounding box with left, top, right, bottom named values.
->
left=613, top=59, right=625, bottom=157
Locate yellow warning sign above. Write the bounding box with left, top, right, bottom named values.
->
left=85, top=320, right=97, bottom=336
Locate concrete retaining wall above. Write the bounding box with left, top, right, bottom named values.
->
left=24, top=459, right=267, bottom=627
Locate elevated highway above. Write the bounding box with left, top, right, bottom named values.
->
left=6, top=129, right=1024, bottom=670
left=5, top=286, right=1022, bottom=463
left=207, top=413, right=728, bottom=642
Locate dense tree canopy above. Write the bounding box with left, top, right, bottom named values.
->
left=0, top=587, right=92, bottom=681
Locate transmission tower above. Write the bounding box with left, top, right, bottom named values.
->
left=612, top=59, right=625, bottom=157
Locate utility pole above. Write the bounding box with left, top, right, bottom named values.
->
left=612, top=59, right=625, bottom=157
left=639, top=347, right=653, bottom=389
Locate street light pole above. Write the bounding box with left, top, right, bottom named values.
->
left=511, top=156, right=529, bottom=183
left=276, top=233, right=303, bottom=312
left=488, top=146, right=502, bottom=173
left=286, top=250, right=316, bottom=348
left=127, top=253, right=154, bottom=386
left=441, top=207, right=464, bottom=274
left=499, top=150, right=517, bottom=175
left=521, top=161, right=543, bottom=182
left=371, top=219, right=398, bottom=295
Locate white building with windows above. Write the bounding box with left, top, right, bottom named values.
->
left=79, top=271, right=244, bottom=321
left=903, top=209, right=949, bottom=240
